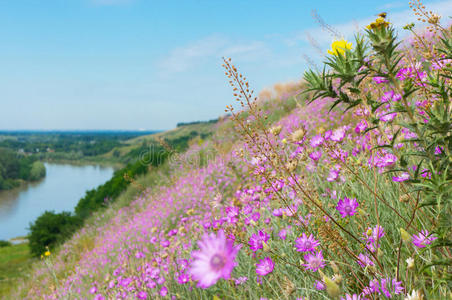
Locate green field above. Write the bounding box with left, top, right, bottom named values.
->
left=0, top=243, right=34, bottom=296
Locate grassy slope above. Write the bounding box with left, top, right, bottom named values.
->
left=0, top=121, right=216, bottom=299
left=101, top=122, right=215, bottom=159
left=0, top=243, right=34, bottom=296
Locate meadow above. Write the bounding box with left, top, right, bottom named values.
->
left=4, top=4, right=451, bottom=300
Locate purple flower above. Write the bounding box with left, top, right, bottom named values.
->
left=249, top=230, right=270, bottom=251
left=354, top=119, right=368, bottom=134
left=295, top=233, right=320, bottom=252
left=381, top=90, right=401, bottom=102
left=336, top=197, right=359, bottom=218
left=309, top=150, right=322, bottom=161
left=363, top=225, right=385, bottom=252
left=375, top=152, right=397, bottom=169
left=137, top=291, right=148, bottom=299
left=330, top=126, right=347, bottom=142
left=234, top=276, right=248, bottom=285
left=303, top=251, right=326, bottom=272
left=357, top=253, right=374, bottom=268
left=396, top=68, right=410, bottom=80
left=226, top=206, right=239, bottom=224
left=159, top=286, right=168, bottom=297
left=256, top=257, right=274, bottom=276
left=272, top=208, right=283, bottom=217
left=373, top=76, right=389, bottom=84
left=89, top=286, right=97, bottom=294
left=327, top=165, right=341, bottom=182
left=392, top=172, right=410, bottom=182
left=189, top=229, right=241, bottom=288
left=380, top=277, right=404, bottom=297
left=278, top=229, right=287, bottom=240
left=94, top=295, right=105, bottom=300
left=314, top=280, right=325, bottom=290
left=310, top=135, right=324, bottom=147
left=412, top=230, right=437, bottom=248
left=160, top=239, right=170, bottom=247
left=177, top=273, right=189, bottom=284
left=379, top=112, right=397, bottom=122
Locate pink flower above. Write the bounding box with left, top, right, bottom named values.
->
left=336, top=197, right=359, bottom=218
left=249, top=230, right=270, bottom=251
left=412, top=230, right=437, bottom=248
left=357, top=253, right=374, bottom=268
left=303, top=251, right=326, bottom=272
left=379, top=112, right=397, bottom=122
left=278, top=229, right=287, bottom=240
left=159, top=286, right=168, bottom=297
left=226, top=206, right=239, bottom=224
left=373, top=76, right=388, bottom=84
left=190, top=229, right=241, bottom=288
left=256, top=257, right=274, bottom=276
left=137, top=291, right=147, bottom=299
left=327, top=165, right=341, bottom=182
left=310, top=135, right=324, bottom=147
left=375, top=153, right=397, bottom=169
left=309, top=150, right=322, bottom=161
left=354, top=119, right=368, bottom=134
left=363, top=225, right=385, bottom=252
left=341, top=294, right=362, bottom=300
left=234, top=276, right=248, bottom=285
left=314, top=280, right=325, bottom=290
left=396, top=68, right=410, bottom=80
left=381, top=90, right=401, bottom=102
left=295, top=233, right=320, bottom=252
left=392, top=172, right=410, bottom=182
left=330, top=126, right=347, bottom=142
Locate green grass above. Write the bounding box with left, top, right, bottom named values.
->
left=0, top=243, right=34, bottom=297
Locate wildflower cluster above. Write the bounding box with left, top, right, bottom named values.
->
left=11, top=3, right=451, bottom=300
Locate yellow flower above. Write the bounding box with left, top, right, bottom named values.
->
left=366, top=16, right=390, bottom=30
left=327, top=39, right=353, bottom=56
left=44, top=250, right=51, bottom=257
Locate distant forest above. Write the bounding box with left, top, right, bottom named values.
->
left=0, top=148, right=45, bottom=190
left=0, top=131, right=157, bottom=157
left=176, top=118, right=219, bottom=127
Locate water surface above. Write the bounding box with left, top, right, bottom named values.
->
left=0, top=163, right=114, bottom=240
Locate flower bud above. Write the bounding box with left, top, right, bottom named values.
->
left=406, top=257, right=415, bottom=269
left=323, top=275, right=341, bottom=298
left=400, top=228, right=411, bottom=242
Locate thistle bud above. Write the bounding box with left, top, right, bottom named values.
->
left=400, top=228, right=412, bottom=242
left=330, top=261, right=340, bottom=273
left=323, top=275, right=341, bottom=298
left=406, top=257, right=415, bottom=269
left=270, top=125, right=282, bottom=136
left=399, top=194, right=410, bottom=203
left=290, top=128, right=306, bottom=143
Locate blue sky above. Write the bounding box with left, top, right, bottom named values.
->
left=0, top=0, right=451, bottom=130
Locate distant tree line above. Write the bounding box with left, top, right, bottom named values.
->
left=0, top=131, right=158, bottom=157
left=0, top=148, right=46, bottom=190
left=176, top=118, right=218, bottom=127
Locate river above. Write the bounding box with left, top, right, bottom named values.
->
left=0, top=163, right=114, bottom=241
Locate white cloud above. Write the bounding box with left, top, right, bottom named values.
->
left=158, top=35, right=271, bottom=76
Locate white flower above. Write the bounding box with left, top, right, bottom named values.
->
left=404, top=290, right=423, bottom=300
left=406, top=257, right=414, bottom=269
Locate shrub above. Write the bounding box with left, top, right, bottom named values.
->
left=29, top=161, right=46, bottom=181
left=0, top=240, right=11, bottom=248
left=28, top=211, right=81, bottom=257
